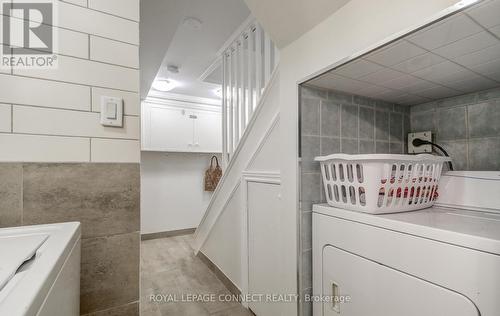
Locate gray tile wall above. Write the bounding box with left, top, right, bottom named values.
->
left=0, top=163, right=140, bottom=316
left=411, top=86, right=500, bottom=171
left=298, top=85, right=410, bottom=316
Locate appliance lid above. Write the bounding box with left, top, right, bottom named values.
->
left=0, top=234, right=49, bottom=291
left=436, top=171, right=500, bottom=213
left=313, top=204, right=500, bottom=255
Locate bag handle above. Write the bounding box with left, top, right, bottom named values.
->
left=210, top=155, right=220, bottom=169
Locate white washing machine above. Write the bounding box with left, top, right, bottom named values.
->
left=0, top=222, right=81, bottom=316
left=312, top=172, right=500, bottom=316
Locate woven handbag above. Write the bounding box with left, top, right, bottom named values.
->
left=204, top=156, right=222, bottom=191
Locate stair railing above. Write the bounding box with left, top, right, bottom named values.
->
left=221, top=21, right=278, bottom=168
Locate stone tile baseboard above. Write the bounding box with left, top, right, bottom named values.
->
left=197, top=251, right=241, bottom=297
left=141, top=228, right=196, bottom=241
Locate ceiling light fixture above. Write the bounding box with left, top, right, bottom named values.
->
left=152, top=79, right=177, bottom=92
left=167, top=64, right=179, bottom=73
left=183, top=17, right=203, bottom=30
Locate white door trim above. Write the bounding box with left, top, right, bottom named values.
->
left=241, top=171, right=281, bottom=308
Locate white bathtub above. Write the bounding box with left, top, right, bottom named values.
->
left=0, top=222, right=81, bottom=316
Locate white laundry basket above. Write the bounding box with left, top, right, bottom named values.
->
left=315, top=154, right=451, bottom=214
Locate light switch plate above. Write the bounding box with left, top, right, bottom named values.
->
left=100, top=96, right=123, bottom=127
left=408, top=131, right=432, bottom=154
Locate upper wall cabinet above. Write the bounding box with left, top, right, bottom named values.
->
left=142, top=102, right=222, bottom=153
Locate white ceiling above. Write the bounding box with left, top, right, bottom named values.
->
left=307, top=0, right=500, bottom=105
left=140, top=0, right=187, bottom=99
left=144, top=0, right=250, bottom=101
left=243, top=0, right=350, bottom=48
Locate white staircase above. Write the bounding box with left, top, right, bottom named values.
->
left=193, top=17, right=296, bottom=316
left=193, top=69, right=280, bottom=253
left=194, top=16, right=279, bottom=250
left=221, top=19, right=279, bottom=167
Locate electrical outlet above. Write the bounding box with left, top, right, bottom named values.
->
left=408, top=131, right=432, bottom=154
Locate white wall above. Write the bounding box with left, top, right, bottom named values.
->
left=141, top=151, right=218, bottom=234
left=277, top=0, right=463, bottom=313
left=201, top=184, right=242, bottom=287
left=0, top=0, right=140, bottom=163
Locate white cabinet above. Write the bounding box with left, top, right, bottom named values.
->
left=193, top=110, right=222, bottom=153
left=142, top=102, right=221, bottom=153
left=248, top=182, right=283, bottom=316
left=149, top=106, right=193, bottom=152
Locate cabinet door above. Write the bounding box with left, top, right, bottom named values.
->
left=248, top=182, right=283, bottom=316
left=149, top=106, right=194, bottom=152
left=321, top=245, right=479, bottom=316
left=193, top=110, right=221, bottom=153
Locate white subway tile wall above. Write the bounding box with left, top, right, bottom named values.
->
left=53, top=27, right=89, bottom=58
left=62, top=0, right=87, bottom=7
left=90, top=36, right=139, bottom=68
left=0, top=104, right=11, bottom=133
left=0, top=0, right=140, bottom=163
left=0, top=3, right=141, bottom=315
left=58, top=2, right=139, bottom=44
left=12, top=106, right=140, bottom=139
left=88, top=0, right=140, bottom=22
left=0, top=134, right=90, bottom=162
left=0, top=74, right=91, bottom=111
left=14, top=55, right=140, bottom=91
left=90, top=138, right=141, bottom=162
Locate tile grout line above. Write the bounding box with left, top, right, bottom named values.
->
left=3, top=13, right=140, bottom=47
left=11, top=102, right=140, bottom=117
left=81, top=230, right=141, bottom=241
left=80, top=301, right=139, bottom=316
left=89, top=87, right=93, bottom=112
left=373, top=106, right=377, bottom=152
left=401, top=114, right=405, bottom=153
left=20, top=163, right=24, bottom=225
left=62, top=0, right=140, bottom=23
left=0, top=131, right=139, bottom=142
left=9, top=46, right=12, bottom=75
left=17, top=49, right=140, bottom=70
left=465, top=105, right=470, bottom=170
left=8, top=72, right=139, bottom=94
left=352, top=103, right=360, bottom=154
left=339, top=104, right=343, bottom=152
left=10, top=104, right=13, bottom=133
left=319, top=99, right=323, bottom=156
left=388, top=109, right=392, bottom=152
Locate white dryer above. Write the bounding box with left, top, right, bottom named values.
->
left=312, top=171, right=500, bottom=316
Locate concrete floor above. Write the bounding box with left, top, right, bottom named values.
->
left=140, top=234, right=253, bottom=316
